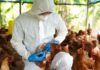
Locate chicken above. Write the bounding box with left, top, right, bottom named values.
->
left=0, top=34, right=24, bottom=70
left=97, top=34, right=100, bottom=45
left=92, top=46, right=100, bottom=70
left=87, top=24, right=92, bottom=35
left=72, top=48, right=94, bottom=70
left=72, top=41, right=94, bottom=70
left=36, top=43, right=62, bottom=70
left=0, top=57, right=10, bottom=70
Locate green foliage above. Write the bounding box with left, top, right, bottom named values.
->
left=0, top=3, right=16, bottom=28
left=74, top=0, right=81, bottom=3
left=54, top=0, right=59, bottom=3
left=67, top=15, right=78, bottom=25
left=0, top=0, right=100, bottom=32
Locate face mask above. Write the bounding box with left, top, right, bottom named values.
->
left=38, top=15, right=49, bottom=21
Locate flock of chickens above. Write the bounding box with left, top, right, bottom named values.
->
left=0, top=25, right=100, bottom=70
left=61, top=26, right=100, bottom=70
left=0, top=28, right=24, bottom=70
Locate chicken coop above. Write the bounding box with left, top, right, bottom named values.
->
left=0, top=0, right=100, bottom=70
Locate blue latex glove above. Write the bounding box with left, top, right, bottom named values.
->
left=42, top=42, right=51, bottom=53
left=28, top=51, right=46, bottom=62
left=28, top=40, right=59, bottom=62
left=42, top=40, right=59, bottom=53
left=51, top=39, right=59, bottom=44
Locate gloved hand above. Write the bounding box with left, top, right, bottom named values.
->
left=42, top=42, right=51, bottom=53
left=28, top=51, right=46, bottom=62
left=42, top=39, right=59, bottom=53
left=51, top=39, right=59, bottom=44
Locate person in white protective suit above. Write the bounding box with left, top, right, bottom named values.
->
left=10, top=0, right=67, bottom=70
left=50, top=45, right=73, bottom=70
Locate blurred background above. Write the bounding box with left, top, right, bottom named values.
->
left=0, top=0, right=100, bottom=33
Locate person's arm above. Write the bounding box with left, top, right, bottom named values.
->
left=10, top=19, right=30, bottom=60
left=54, top=15, right=68, bottom=44
left=42, top=15, right=68, bottom=53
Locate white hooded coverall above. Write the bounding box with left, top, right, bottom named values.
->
left=10, top=0, right=67, bottom=70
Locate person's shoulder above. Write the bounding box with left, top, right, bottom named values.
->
left=51, top=12, right=63, bottom=21
left=14, top=12, right=30, bottom=25
left=16, top=12, right=28, bottom=20
left=57, top=52, right=73, bottom=58
left=57, top=52, right=73, bottom=65
left=58, top=51, right=66, bottom=54
left=52, top=52, right=65, bottom=59
left=56, top=52, right=67, bottom=57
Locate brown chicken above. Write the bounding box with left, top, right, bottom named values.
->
left=0, top=34, right=24, bottom=70
left=72, top=41, right=94, bottom=70
left=97, top=34, right=100, bottom=44
left=36, top=43, right=62, bottom=70
left=92, top=46, right=100, bottom=70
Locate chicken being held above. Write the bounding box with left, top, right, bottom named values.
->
left=36, top=43, right=62, bottom=70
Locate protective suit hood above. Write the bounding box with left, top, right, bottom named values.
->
left=29, top=0, right=55, bottom=15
